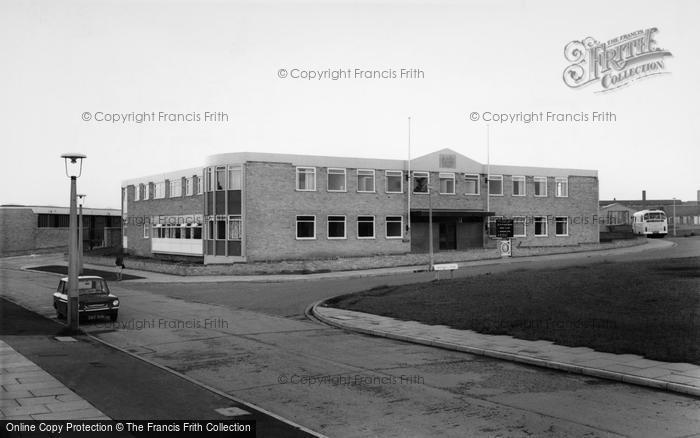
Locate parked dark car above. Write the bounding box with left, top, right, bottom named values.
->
left=53, top=276, right=119, bottom=321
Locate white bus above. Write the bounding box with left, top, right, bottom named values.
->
left=632, top=210, right=668, bottom=237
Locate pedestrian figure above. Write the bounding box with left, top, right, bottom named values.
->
left=115, top=253, right=125, bottom=281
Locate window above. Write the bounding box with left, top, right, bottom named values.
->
left=514, top=216, right=526, bottom=237
left=154, top=182, right=165, bottom=199
left=215, top=166, right=226, bottom=190
left=357, top=169, right=375, bottom=192
left=207, top=217, right=215, bottom=239
left=555, top=177, right=568, bottom=197
left=206, top=168, right=213, bottom=192
left=228, top=166, right=241, bottom=190
left=385, top=170, right=403, bottom=193
left=439, top=173, right=455, bottom=194
left=327, top=215, right=346, bottom=239
left=196, top=176, right=203, bottom=195
left=464, top=174, right=479, bottom=195
left=488, top=175, right=503, bottom=196
left=534, top=177, right=547, bottom=197
left=185, top=178, right=193, bottom=196
left=357, top=216, right=375, bottom=238
left=555, top=216, right=568, bottom=236
left=512, top=176, right=526, bottom=196
left=327, top=168, right=346, bottom=192
left=228, top=215, right=242, bottom=240
left=169, top=179, right=182, bottom=197
left=134, top=184, right=141, bottom=201
left=534, top=216, right=548, bottom=236
left=215, top=215, right=227, bottom=240
left=296, top=215, right=316, bottom=239
left=413, top=172, right=429, bottom=193
left=143, top=224, right=150, bottom=239
left=386, top=216, right=403, bottom=239
left=487, top=216, right=502, bottom=236
left=296, top=167, right=316, bottom=191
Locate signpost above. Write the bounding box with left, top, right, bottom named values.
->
left=495, top=218, right=514, bottom=257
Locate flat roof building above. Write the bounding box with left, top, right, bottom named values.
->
left=0, top=205, right=122, bottom=256
left=121, top=149, right=599, bottom=264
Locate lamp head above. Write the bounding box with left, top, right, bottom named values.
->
left=60, top=153, right=87, bottom=178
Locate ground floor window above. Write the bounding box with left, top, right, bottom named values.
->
left=296, top=215, right=316, bottom=239
left=327, top=215, right=346, bottom=239
left=357, top=216, right=375, bottom=239
left=487, top=216, right=502, bottom=236
left=534, top=216, right=548, bottom=236
left=513, top=216, right=526, bottom=237
left=228, top=215, right=242, bottom=240
left=555, top=216, right=568, bottom=236
left=386, top=216, right=403, bottom=238
left=154, top=223, right=202, bottom=239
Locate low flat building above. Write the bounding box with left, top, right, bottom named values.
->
left=120, top=149, right=599, bottom=264
left=0, top=205, right=122, bottom=256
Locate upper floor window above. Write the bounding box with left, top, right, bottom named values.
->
left=327, top=168, right=346, bottom=192
left=488, top=175, right=503, bottom=196
left=439, top=173, right=455, bottom=194
left=185, top=178, right=193, bottom=196
left=228, top=166, right=242, bottom=190
left=215, top=166, right=226, bottom=190
left=464, top=174, right=479, bottom=195
left=357, top=169, right=375, bottom=192
left=296, top=167, right=316, bottom=191
left=413, top=171, right=429, bottom=193
left=144, top=183, right=151, bottom=200
left=134, top=184, right=141, bottom=201
left=534, top=177, right=547, bottom=197
left=206, top=168, right=213, bottom=192
left=512, top=176, right=526, bottom=196
left=385, top=170, right=403, bottom=193
left=169, top=179, right=182, bottom=197
left=154, top=182, right=165, bottom=199
left=555, top=177, right=568, bottom=197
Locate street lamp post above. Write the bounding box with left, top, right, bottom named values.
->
left=61, top=153, right=86, bottom=332
left=78, top=194, right=86, bottom=275
left=428, top=185, right=434, bottom=271
left=672, top=197, right=677, bottom=237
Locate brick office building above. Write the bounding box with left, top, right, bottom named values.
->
left=121, top=149, right=599, bottom=264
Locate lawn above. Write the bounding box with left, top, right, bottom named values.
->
left=326, top=257, right=700, bottom=364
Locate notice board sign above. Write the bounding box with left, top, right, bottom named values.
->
left=495, top=218, right=514, bottom=239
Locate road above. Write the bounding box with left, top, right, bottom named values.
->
left=1, top=237, right=699, bottom=437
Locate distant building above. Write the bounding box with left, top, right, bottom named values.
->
left=598, top=202, right=637, bottom=232
left=121, top=149, right=600, bottom=264
left=599, top=190, right=700, bottom=236
left=0, top=205, right=122, bottom=256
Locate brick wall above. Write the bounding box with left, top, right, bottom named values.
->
left=244, top=162, right=410, bottom=262
left=0, top=209, right=75, bottom=256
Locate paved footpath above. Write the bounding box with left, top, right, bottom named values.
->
left=0, top=340, right=108, bottom=421
left=313, top=306, right=700, bottom=398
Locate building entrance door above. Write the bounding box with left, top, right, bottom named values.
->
left=439, top=222, right=457, bottom=250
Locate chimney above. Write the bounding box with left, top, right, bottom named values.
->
left=642, top=190, right=646, bottom=209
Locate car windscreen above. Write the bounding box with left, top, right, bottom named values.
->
left=77, top=279, right=108, bottom=295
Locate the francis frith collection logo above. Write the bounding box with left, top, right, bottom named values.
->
left=563, top=28, right=672, bottom=92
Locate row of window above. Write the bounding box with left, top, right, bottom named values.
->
left=296, top=215, right=404, bottom=240
left=296, top=167, right=569, bottom=197
left=205, top=166, right=242, bottom=192
left=487, top=216, right=570, bottom=237
left=134, top=176, right=203, bottom=201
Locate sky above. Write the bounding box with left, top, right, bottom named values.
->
left=1, top=0, right=698, bottom=209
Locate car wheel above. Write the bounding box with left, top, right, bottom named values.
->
left=110, top=312, right=118, bottom=322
